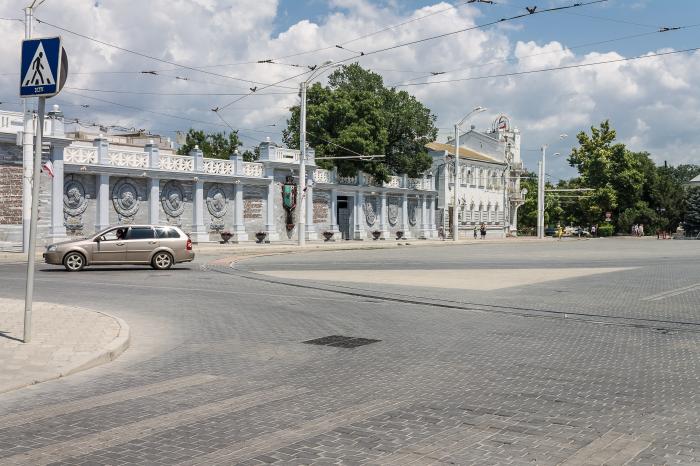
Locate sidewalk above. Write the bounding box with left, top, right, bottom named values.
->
left=0, top=298, right=130, bottom=394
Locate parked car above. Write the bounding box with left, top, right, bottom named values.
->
left=571, top=227, right=591, bottom=237
left=43, top=225, right=194, bottom=271
left=544, top=227, right=556, bottom=237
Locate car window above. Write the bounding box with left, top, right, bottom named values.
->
left=98, top=228, right=125, bottom=241
left=125, top=227, right=155, bottom=240
left=155, top=227, right=181, bottom=239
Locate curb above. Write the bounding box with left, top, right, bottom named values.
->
left=0, top=309, right=131, bottom=394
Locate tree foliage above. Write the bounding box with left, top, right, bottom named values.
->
left=283, top=64, right=437, bottom=182
left=685, top=186, right=700, bottom=234
left=177, top=129, right=242, bottom=160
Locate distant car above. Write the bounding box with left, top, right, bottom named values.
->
left=544, top=227, right=556, bottom=236
left=571, top=227, right=591, bottom=237
left=43, top=225, right=194, bottom=271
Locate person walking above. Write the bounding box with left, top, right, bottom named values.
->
left=591, top=224, right=597, bottom=237
left=473, top=225, right=478, bottom=239
left=480, top=223, right=486, bottom=240
left=556, top=223, right=564, bottom=241
left=639, top=224, right=644, bottom=237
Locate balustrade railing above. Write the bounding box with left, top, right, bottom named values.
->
left=108, top=149, right=148, bottom=168
left=313, top=169, right=331, bottom=184
left=203, top=158, right=235, bottom=175
left=243, top=162, right=264, bottom=177
left=64, top=146, right=98, bottom=164
left=337, top=175, right=357, bottom=185
left=160, top=154, right=194, bottom=172
left=384, top=175, right=402, bottom=188
left=407, top=178, right=423, bottom=190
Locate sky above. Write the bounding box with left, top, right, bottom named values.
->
left=1, top=0, right=699, bottom=180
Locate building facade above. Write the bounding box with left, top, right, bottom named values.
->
left=427, top=115, right=525, bottom=238
left=0, top=108, right=438, bottom=249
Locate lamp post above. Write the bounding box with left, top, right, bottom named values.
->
left=453, top=106, right=486, bottom=241
left=537, top=134, right=567, bottom=239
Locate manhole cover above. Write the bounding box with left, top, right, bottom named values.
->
left=302, top=335, right=381, bottom=349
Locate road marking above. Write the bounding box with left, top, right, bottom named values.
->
left=559, top=430, right=651, bottom=465
left=176, top=398, right=407, bottom=466
left=641, top=283, right=700, bottom=301
left=4, top=385, right=308, bottom=466
left=0, top=374, right=218, bottom=430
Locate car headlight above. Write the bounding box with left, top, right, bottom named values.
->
left=46, top=244, right=58, bottom=252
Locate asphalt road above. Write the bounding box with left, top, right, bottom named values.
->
left=0, top=238, right=698, bottom=465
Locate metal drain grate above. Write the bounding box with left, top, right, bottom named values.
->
left=303, top=335, right=381, bottom=348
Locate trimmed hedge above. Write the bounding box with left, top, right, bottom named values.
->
left=598, top=223, right=615, bottom=237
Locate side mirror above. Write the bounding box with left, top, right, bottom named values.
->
left=95, top=236, right=101, bottom=243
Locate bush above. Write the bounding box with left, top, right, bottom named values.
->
left=598, top=223, right=615, bottom=237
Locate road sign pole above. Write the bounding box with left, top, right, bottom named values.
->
left=21, top=7, right=34, bottom=253
left=298, top=81, right=307, bottom=247
left=23, top=96, right=45, bottom=343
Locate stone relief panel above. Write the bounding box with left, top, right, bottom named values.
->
left=388, top=197, right=400, bottom=226
left=161, top=181, right=186, bottom=226
left=63, top=179, right=88, bottom=232
left=206, top=184, right=228, bottom=231
left=408, top=199, right=418, bottom=226
left=364, top=197, right=378, bottom=226
left=313, top=191, right=329, bottom=224
left=112, top=178, right=141, bottom=223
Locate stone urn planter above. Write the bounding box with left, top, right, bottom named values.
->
left=255, top=231, right=267, bottom=244
left=395, top=230, right=404, bottom=240
left=372, top=230, right=382, bottom=241
left=220, top=231, right=233, bottom=243
left=322, top=231, right=335, bottom=242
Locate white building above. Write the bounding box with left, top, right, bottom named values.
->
left=427, top=114, right=525, bottom=238
left=690, top=174, right=700, bottom=187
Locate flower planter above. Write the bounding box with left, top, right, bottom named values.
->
left=220, top=231, right=233, bottom=243
left=372, top=230, right=382, bottom=241
left=395, top=231, right=404, bottom=240
left=322, top=231, right=335, bottom=242
left=255, top=232, right=267, bottom=244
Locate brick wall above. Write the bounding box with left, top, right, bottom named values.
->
left=0, top=164, right=22, bottom=224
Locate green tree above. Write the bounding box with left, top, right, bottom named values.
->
left=283, top=64, right=437, bottom=182
left=685, top=186, right=700, bottom=234
left=241, top=146, right=260, bottom=162
left=665, top=163, right=700, bottom=185
left=516, top=174, right=564, bottom=234
left=177, top=129, right=242, bottom=160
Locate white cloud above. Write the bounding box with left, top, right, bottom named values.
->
left=0, top=0, right=698, bottom=176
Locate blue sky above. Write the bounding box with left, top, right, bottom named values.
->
left=1, top=0, right=699, bottom=179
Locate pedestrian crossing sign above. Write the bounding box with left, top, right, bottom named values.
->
left=19, top=36, right=66, bottom=98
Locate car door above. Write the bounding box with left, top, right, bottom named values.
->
left=92, top=228, right=127, bottom=263
left=124, top=226, right=157, bottom=263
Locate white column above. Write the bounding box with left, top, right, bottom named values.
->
left=21, top=110, right=34, bottom=252
left=354, top=190, right=366, bottom=240
left=378, top=191, right=389, bottom=239
left=420, top=194, right=430, bottom=239
left=145, top=141, right=160, bottom=225
left=265, top=180, right=279, bottom=241
left=329, top=188, right=339, bottom=233
left=429, top=195, right=437, bottom=238
left=304, top=182, right=317, bottom=240
left=95, top=174, right=110, bottom=231
left=400, top=192, right=411, bottom=239
left=232, top=182, right=248, bottom=242
left=47, top=146, right=66, bottom=240
left=191, top=178, right=209, bottom=242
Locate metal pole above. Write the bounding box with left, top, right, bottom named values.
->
left=298, top=81, right=307, bottom=246
left=537, top=160, right=542, bottom=239
left=22, top=6, right=33, bottom=253
left=23, top=97, right=45, bottom=343
left=540, top=146, right=546, bottom=238
left=452, top=123, right=459, bottom=241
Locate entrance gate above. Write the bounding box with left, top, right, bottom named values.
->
left=337, top=196, right=353, bottom=240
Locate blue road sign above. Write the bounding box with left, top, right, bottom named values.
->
left=20, top=36, right=64, bottom=98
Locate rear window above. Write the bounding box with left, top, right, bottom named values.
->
left=126, top=227, right=155, bottom=240
left=155, top=227, right=182, bottom=239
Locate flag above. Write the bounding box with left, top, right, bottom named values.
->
left=42, top=160, right=54, bottom=178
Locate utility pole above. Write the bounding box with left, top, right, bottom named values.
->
left=537, top=145, right=546, bottom=239
left=452, top=123, right=460, bottom=241
left=298, top=81, right=307, bottom=247
left=22, top=6, right=34, bottom=253
left=23, top=97, right=45, bottom=343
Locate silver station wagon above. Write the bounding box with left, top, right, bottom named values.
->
left=43, top=225, right=195, bottom=271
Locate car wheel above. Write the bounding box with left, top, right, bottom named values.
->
left=151, top=251, right=173, bottom=270
left=63, top=252, right=85, bottom=272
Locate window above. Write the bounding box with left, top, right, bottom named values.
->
left=97, top=228, right=124, bottom=242
left=126, top=227, right=155, bottom=240
left=155, top=227, right=182, bottom=239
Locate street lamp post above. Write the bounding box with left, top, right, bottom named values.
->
left=453, top=106, right=486, bottom=241
left=537, top=134, right=567, bottom=239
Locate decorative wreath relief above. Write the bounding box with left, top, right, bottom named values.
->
left=161, top=181, right=186, bottom=218
left=387, top=200, right=399, bottom=226
left=206, top=185, right=227, bottom=218
left=63, top=180, right=88, bottom=217
left=364, top=200, right=377, bottom=226
left=112, top=178, right=141, bottom=218
left=408, top=200, right=418, bottom=226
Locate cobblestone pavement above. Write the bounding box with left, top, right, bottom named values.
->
left=0, top=238, right=698, bottom=465
left=0, top=298, right=129, bottom=393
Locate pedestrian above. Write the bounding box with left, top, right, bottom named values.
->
left=438, top=226, right=445, bottom=240
left=480, top=222, right=486, bottom=239
left=473, top=224, right=478, bottom=239
left=591, top=225, right=597, bottom=237
left=639, top=224, right=644, bottom=237
left=632, top=224, right=638, bottom=237
left=556, top=223, right=564, bottom=241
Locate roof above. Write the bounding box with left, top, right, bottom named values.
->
left=690, top=174, right=700, bottom=184
left=425, top=141, right=504, bottom=165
